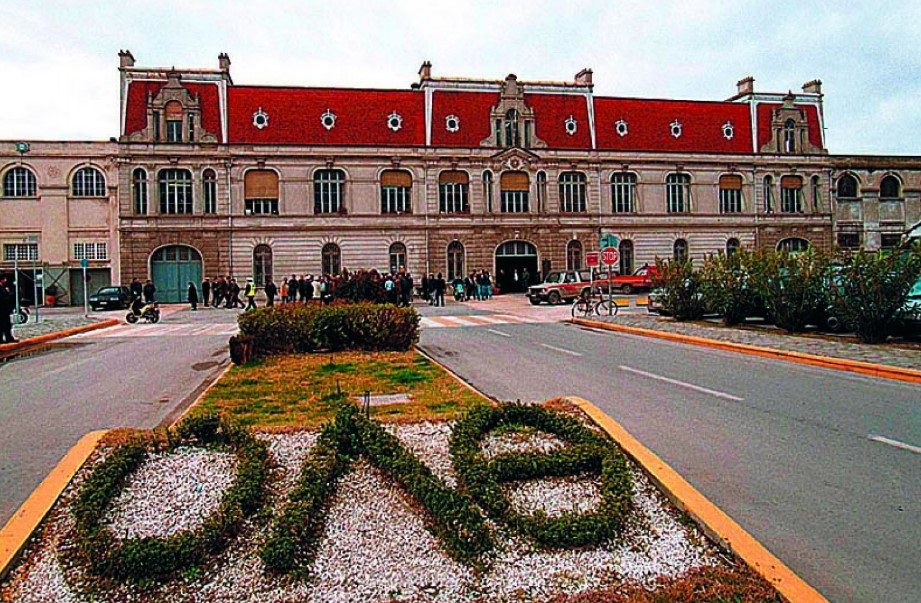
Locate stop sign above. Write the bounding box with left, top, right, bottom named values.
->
left=601, top=247, right=619, bottom=266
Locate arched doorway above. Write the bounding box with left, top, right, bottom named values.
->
left=150, top=245, right=203, bottom=303
left=495, top=240, right=537, bottom=293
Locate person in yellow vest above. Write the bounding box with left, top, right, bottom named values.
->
left=244, top=278, right=258, bottom=311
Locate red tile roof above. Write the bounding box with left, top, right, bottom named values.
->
left=526, top=93, right=593, bottom=150
left=124, top=81, right=224, bottom=143
left=594, top=98, right=752, bottom=154
left=227, top=87, right=425, bottom=146
left=431, top=90, right=498, bottom=148
left=756, top=103, right=824, bottom=152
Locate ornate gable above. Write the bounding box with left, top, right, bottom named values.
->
left=760, top=92, right=823, bottom=155
left=480, top=74, right=547, bottom=149
left=125, top=71, right=219, bottom=144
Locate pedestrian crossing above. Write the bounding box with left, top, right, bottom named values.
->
left=419, top=314, right=546, bottom=329
left=71, top=322, right=239, bottom=339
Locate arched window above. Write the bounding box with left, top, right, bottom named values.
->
left=438, top=171, right=469, bottom=213
left=611, top=173, right=636, bottom=213
left=783, top=119, right=796, bottom=153
left=314, top=169, right=345, bottom=214
left=482, top=170, right=493, bottom=213
left=777, top=238, right=810, bottom=253
left=880, top=175, right=901, bottom=200
left=3, top=166, right=37, bottom=197
left=447, top=241, right=465, bottom=280
left=500, top=171, right=530, bottom=213
left=72, top=167, right=106, bottom=197
left=763, top=175, right=774, bottom=213
left=503, top=109, right=520, bottom=147
left=666, top=173, right=691, bottom=213
left=780, top=175, right=803, bottom=213
left=322, top=243, right=341, bottom=276
left=718, top=174, right=743, bottom=214
left=246, top=169, right=279, bottom=215
left=158, top=168, right=193, bottom=214
left=836, top=174, right=858, bottom=199
left=165, top=101, right=183, bottom=143
left=381, top=170, right=412, bottom=214
left=203, top=169, right=217, bottom=214
left=536, top=171, right=547, bottom=213
left=566, top=240, right=583, bottom=271
left=559, top=172, right=587, bottom=213
left=673, top=239, right=689, bottom=262
left=132, top=168, right=148, bottom=214
left=726, top=238, right=741, bottom=257
left=619, top=240, right=635, bottom=275
left=389, top=242, right=407, bottom=274
left=253, top=244, right=273, bottom=287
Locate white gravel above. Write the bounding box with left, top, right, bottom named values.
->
left=104, top=447, right=237, bottom=539
left=1, top=420, right=723, bottom=603
left=480, top=427, right=566, bottom=458
left=505, top=473, right=602, bottom=516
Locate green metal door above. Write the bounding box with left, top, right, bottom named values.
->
left=151, top=246, right=202, bottom=303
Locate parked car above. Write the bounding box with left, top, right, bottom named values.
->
left=89, top=286, right=132, bottom=311
left=895, top=277, right=921, bottom=338
left=595, top=265, right=659, bottom=294
left=527, top=270, right=594, bottom=305
left=646, top=287, right=666, bottom=315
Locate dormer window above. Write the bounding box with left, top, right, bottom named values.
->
left=783, top=119, right=796, bottom=153
left=165, top=101, right=183, bottom=143
left=503, top=109, right=520, bottom=148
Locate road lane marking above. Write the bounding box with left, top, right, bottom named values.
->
left=540, top=343, right=582, bottom=357
left=868, top=434, right=921, bottom=456
left=619, top=365, right=743, bottom=401
left=487, top=329, right=512, bottom=338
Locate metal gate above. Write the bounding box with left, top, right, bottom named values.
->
left=151, top=246, right=202, bottom=303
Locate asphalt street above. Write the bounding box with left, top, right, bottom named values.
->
left=0, top=306, right=238, bottom=526
left=420, top=309, right=921, bottom=603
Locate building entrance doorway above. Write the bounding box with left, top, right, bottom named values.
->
left=494, top=240, right=538, bottom=293
left=151, top=245, right=203, bottom=303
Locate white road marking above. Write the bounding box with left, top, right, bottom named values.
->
left=487, top=329, right=512, bottom=338
left=540, top=343, right=583, bottom=357
left=619, top=365, right=744, bottom=401
left=868, top=434, right=921, bottom=456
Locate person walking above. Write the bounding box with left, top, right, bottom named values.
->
left=434, top=272, right=446, bottom=307
left=188, top=281, right=199, bottom=311
left=244, top=278, right=258, bottom=311
left=142, top=279, right=156, bottom=303
left=0, top=276, right=18, bottom=343
left=280, top=278, right=288, bottom=305
left=201, top=278, right=211, bottom=307
left=227, top=279, right=242, bottom=309
left=264, top=277, right=277, bottom=307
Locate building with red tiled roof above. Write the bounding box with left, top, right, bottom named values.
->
left=3, top=51, right=919, bottom=302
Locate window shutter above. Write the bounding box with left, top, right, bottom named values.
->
left=245, top=170, right=279, bottom=199
left=165, top=101, right=183, bottom=120
left=381, top=170, right=412, bottom=187
left=780, top=175, right=802, bottom=189
left=719, top=175, right=743, bottom=190
left=439, top=170, right=468, bottom=185
left=501, top=171, right=530, bottom=191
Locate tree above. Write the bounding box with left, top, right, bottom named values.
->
left=699, top=249, right=758, bottom=326
left=749, top=248, right=830, bottom=333
left=652, top=258, right=705, bottom=321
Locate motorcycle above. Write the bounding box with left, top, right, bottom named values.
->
left=12, top=302, right=29, bottom=325
left=126, top=300, right=160, bottom=324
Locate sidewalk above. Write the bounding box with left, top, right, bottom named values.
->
left=586, top=312, right=921, bottom=372
left=6, top=307, right=108, bottom=342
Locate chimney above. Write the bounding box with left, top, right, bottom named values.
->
left=736, top=76, right=754, bottom=96
left=575, top=68, right=593, bottom=87
left=119, top=49, right=135, bottom=69
left=219, top=52, right=231, bottom=73
left=802, top=79, right=822, bottom=95
left=418, top=61, right=432, bottom=81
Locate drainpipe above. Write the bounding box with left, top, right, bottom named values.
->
left=226, top=161, right=233, bottom=276
left=424, top=161, right=430, bottom=274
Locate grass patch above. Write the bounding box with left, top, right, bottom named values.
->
left=195, top=351, right=487, bottom=428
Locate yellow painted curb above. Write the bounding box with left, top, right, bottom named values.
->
left=0, top=430, right=108, bottom=581
left=572, top=317, right=921, bottom=385
left=0, top=319, right=119, bottom=355
left=567, top=395, right=827, bottom=603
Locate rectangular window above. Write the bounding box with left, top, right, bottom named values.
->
left=188, top=113, right=195, bottom=142
left=611, top=175, right=635, bottom=213
left=73, top=242, right=108, bottom=261
left=881, top=234, right=902, bottom=249
left=719, top=189, right=742, bottom=213
left=166, top=120, right=182, bottom=143
left=204, top=181, right=217, bottom=213
left=495, top=119, right=502, bottom=147
left=524, top=121, right=531, bottom=148
left=245, top=199, right=279, bottom=215
left=666, top=180, right=689, bottom=213
left=439, top=183, right=469, bottom=213
left=559, top=179, right=586, bottom=212
left=381, top=186, right=411, bottom=214
left=501, top=191, right=530, bottom=213
left=781, top=188, right=802, bottom=213
left=153, top=112, right=160, bottom=142
left=159, top=171, right=193, bottom=214
left=837, top=232, right=860, bottom=250
left=3, top=243, right=38, bottom=261
left=314, top=182, right=341, bottom=213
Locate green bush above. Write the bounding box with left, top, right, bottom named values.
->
left=652, top=258, right=706, bottom=321
left=237, top=303, right=420, bottom=356
left=71, top=415, right=271, bottom=581
left=699, top=249, right=759, bottom=326
left=748, top=248, right=830, bottom=333
left=449, top=403, right=633, bottom=549
left=828, top=247, right=921, bottom=343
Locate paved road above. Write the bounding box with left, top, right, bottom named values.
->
left=419, top=303, right=921, bottom=603
left=0, top=306, right=238, bottom=525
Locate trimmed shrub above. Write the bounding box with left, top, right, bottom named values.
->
left=699, top=249, right=760, bottom=326
left=450, top=403, right=633, bottom=549
left=237, top=303, right=420, bottom=357
left=748, top=248, right=830, bottom=333
left=70, top=415, right=271, bottom=580
left=651, top=258, right=706, bottom=321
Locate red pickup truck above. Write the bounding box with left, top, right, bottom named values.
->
left=595, top=265, right=658, bottom=295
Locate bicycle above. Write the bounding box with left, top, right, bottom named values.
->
left=570, top=286, right=618, bottom=318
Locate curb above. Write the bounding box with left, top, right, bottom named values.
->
left=167, top=363, right=234, bottom=427
left=567, top=395, right=828, bottom=603
left=0, top=430, right=108, bottom=582
left=572, top=317, right=921, bottom=385
left=0, top=319, right=119, bottom=355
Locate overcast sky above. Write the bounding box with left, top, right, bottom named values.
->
left=1, top=0, right=918, bottom=155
